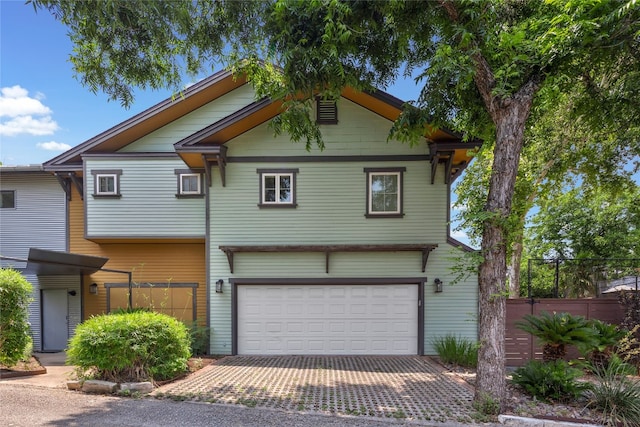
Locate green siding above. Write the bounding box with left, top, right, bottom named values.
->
left=423, top=246, right=478, bottom=355
left=85, top=158, right=205, bottom=237
left=119, top=84, right=256, bottom=152
left=208, top=98, right=477, bottom=355
left=229, top=98, right=430, bottom=157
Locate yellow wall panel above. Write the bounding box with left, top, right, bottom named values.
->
left=69, top=187, right=207, bottom=324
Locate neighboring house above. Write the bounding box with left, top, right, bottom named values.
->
left=44, top=70, right=480, bottom=355
left=0, top=166, right=81, bottom=352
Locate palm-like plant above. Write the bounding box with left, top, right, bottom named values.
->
left=581, top=319, right=627, bottom=369
left=516, top=311, right=597, bottom=362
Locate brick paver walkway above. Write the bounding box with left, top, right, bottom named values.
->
left=154, top=356, right=475, bottom=423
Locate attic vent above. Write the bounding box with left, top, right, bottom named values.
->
left=316, top=99, right=338, bottom=124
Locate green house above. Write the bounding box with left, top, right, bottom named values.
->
left=45, top=70, right=480, bottom=355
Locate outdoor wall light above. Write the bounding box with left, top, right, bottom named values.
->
left=68, top=290, right=77, bottom=296
left=89, top=282, right=98, bottom=295
left=215, top=279, right=224, bottom=294
left=434, top=278, right=443, bottom=293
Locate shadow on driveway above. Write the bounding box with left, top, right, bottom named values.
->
left=154, top=355, right=475, bottom=424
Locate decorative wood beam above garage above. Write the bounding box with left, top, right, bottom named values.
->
left=219, top=244, right=438, bottom=274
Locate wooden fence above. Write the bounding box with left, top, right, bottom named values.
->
left=505, top=298, right=625, bottom=366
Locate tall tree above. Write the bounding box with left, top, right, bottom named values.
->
left=455, top=84, right=640, bottom=298
left=32, top=0, right=640, bottom=406
left=528, top=183, right=640, bottom=262
left=523, top=181, right=640, bottom=298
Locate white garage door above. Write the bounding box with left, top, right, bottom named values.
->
left=237, top=284, right=418, bottom=355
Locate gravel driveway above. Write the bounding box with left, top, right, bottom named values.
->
left=154, top=356, right=475, bottom=424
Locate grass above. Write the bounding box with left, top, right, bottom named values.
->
left=432, top=334, right=478, bottom=368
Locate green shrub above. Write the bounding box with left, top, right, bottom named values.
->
left=511, top=360, right=588, bottom=402
left=110, top=306, right=151, bottom=315
left=67, top=311, right=191, bottom=382
left=432, top=334, right=478, bottom=368
left=586, top=356, right=640, bottom=427
left=516, top=311, right=597, bottom=362
left=615, top=326, right=640, bottom=374
left=187, top=320, right=210, bottom=356
left=0, top=268, right=33, bottom=366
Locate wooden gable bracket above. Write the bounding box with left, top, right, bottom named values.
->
left=430, top=150, right=455, bottom=185
left=450, top=160, right=467, bottom=183
left=68, top=172, right=84, bottom=200
left=55, top=172, right=83, bottom=201
left=219, top=243, right=438, bottom=274
left=54, top=173, right=72, bottom=201
left=202, top=154, right=213, bottom=187
left=201, top=146, right=228, bottom=188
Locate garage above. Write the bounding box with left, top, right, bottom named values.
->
left=236, top=283, right=420, bottom=355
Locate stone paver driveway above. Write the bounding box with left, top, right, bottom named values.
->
left=154, top=356, right=475, bottom=424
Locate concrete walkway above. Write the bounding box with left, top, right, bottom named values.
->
left=154, top=356, right=476, bottom=424
left=0, top=352, right=74, bottom=389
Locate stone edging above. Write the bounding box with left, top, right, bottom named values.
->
left=68, top=379, right=153, bottom=395
left=498, top=415, right=604, bottom=427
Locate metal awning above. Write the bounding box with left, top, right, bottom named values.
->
left=24, top=248, right=109, bottom=276
left=1, top=248, right=136, bottom=308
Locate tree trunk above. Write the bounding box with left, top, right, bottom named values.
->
left=507, top=238, right=523, bottom=297
left=475, top=82, right=538, bottom=407
left=507, top=157, right=558, bottom=299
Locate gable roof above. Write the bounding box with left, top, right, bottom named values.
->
left=44, top=70, right=246, bottom=172
left=44, top=70, right=481, bottom=178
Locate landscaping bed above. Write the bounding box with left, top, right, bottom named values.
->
left=0, top=356, right=47, bottom=379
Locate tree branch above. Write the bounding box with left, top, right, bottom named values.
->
left=439, top=1, right=499, bottom=118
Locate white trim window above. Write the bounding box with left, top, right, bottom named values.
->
left=96, top=174, right=117, bottom=195
left=365, top=167, right=405, bottom=217
left=91, top=169, right=122, bottom=197
left=179, top=173, right=201, bottom=195
left=257, top=169, right=299, bottom=208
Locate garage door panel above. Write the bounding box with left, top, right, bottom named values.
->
left=308, top=288, right=325, bottom=298
left=238, top=284, right=418, bottom=355
left=286, top=287, right=304, bottom=298
left=308, top=305, right=324, bottom=315
left=287, top=341, right=303, bottom=351
left=287, top=305, right=303, bottom=315
left=330, top=304, right=346, bottom=315
left=329, top=288, right=346, bottom=297
left=393, top=322, right=412, bottom=333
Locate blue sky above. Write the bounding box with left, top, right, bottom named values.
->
left=1, top=1, right=189, bottom=166
left=0, top=1, right=423, bottom=167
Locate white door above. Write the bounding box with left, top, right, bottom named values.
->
left=238, top=284, right=418, bottom=355
left=42, top=289, right=69, bottom=351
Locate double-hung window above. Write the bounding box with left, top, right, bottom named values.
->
left=92, top=170, right=122, bottom=198
left=365, top=167, right=405, bottom=217
left=258, top=169, right=299, bottom=208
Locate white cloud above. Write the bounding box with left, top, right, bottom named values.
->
left=0, top=115, right=59, bottom=136
left=0, top=85, right=59, bottom=136
left=37, top=141, right=72, bottom=151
